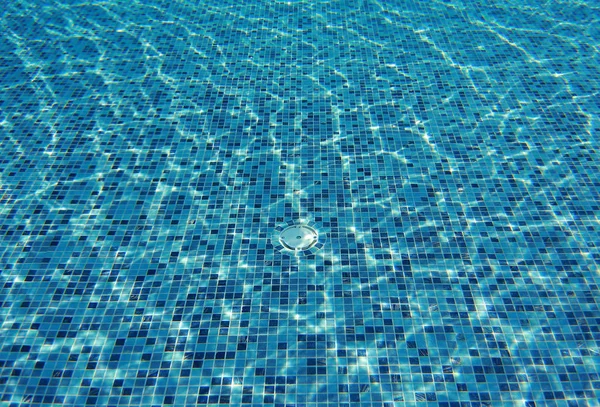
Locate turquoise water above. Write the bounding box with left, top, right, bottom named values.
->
left=1, top=1, right=599, bottom=406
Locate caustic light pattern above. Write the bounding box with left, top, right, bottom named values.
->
left=0, top=0, right=599, bottom=406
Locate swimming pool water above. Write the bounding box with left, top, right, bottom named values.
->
left=1, top=0, right=599, bottom=406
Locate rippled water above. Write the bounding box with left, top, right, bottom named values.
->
left=1, top=1, right=599, bottom=406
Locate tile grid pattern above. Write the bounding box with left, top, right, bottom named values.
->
left=1, top=0, right=599, bottom=406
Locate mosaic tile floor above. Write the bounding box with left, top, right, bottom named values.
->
left=1, top=0, right=599, bottom=406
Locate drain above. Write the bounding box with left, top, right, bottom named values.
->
left=279, top=225, right=318, bottom=250
left=272, top=219, right=326, bottom=256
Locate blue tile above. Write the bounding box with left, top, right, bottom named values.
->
left=1, top=1, right=600, bottom=406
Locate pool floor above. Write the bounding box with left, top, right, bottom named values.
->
left=1, top=0, right=599, bottom=406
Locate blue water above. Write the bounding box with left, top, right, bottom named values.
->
left=1, top=1, right=599, bottom=406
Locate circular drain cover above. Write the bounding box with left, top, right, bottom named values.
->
left=279, top=225, right=318, bottom=250
left=271, top=219, right=326, bottom=256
